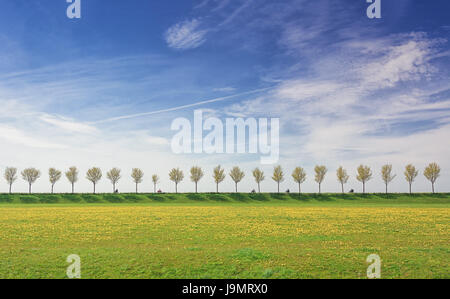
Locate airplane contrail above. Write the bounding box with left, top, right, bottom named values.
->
left=90, top=87, right=272, bottom=124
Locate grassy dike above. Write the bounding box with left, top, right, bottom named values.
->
left=0, top=192, right=449, bottom=205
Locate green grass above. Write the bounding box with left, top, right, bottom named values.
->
left=0, top=192, right=449, bottom=206
left=0, top=193, right=448, bottom=279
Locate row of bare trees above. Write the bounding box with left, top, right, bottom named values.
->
left=1, top=163, right=442, bottom=194
left=331, top=163, right=440, bottom=194
left=2, top=167, right=153, bottom=194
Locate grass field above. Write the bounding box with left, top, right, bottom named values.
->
left=0, top=193, right=448, bottom=279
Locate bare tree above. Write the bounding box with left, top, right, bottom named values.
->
left=404, top=164, right=418, bottom=194
left=272, top=165, right=284, bottom=193
left=21, top=168, right=41, bottom=194
left=229, top=166, right=245, bottom=192
left=381, top=164, right=396, bottom=194
left=213, top=165, right=226, bottom=193
left=252, top=168, right=265, bottom=193
left=292, top=167, right=306, bottom=194
left=106, top=168, right=121, bottom=193
left=4, top=167, right=17, bottom=194
left=48, top=168, right=62, bottom=194
left=314, top=165, right=327, bottom=194
left=131, top=168, right=144, bottom=193
left=152, top=174, right=160, bottom=193
left=169, top=168, right=184, bottom=193
left=336, top=166, right=349, bottom=193
left=356, top=165, right=372, bottom=194
left=424, top=162, right=440, bottom=194
left=65, top=167, right=78, bottom=194
left=190, top=166, right=204, bottom=193
left=86, top=167, right=102, bottom=194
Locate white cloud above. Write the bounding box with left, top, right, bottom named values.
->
left=360, top=37, right=436, bottom=89
left=165, top=19, right=208, bottom=49
left=0, top=126, right=66, bottom=149
left=39, top=114, right=97, bottom=134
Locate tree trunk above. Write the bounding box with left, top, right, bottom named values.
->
left=51, top=184, right=54, bottom=194
left=93, top=183, right=96, bottom=194
left=318, top=183, right=321, bottom=194
left=341, top=183, right=344, bottom=193
left=154, top=183, right=156, bottom=193
left=298, top=183, right=301, bottom=194
left=175, top=183, right=178, bottom=193
left=216, top=183, right=219, bottom=193
left=195, top=182, right=198, bottom=193
left=29, top=183, right=31, bottom=194
left=113, top=183, right=116, bottom=193
left=235, top=182, right=238, bottom=193
left=277, top=182, right=280, bottom=193
left=432, top=182, right=435, bottom=194
left=136, top=183, right=138, bottom=194
left=72, top=183, right=74, bottom=194
left=9, top=183, right=12, bottom=194
left=363, top=182, right=365, bottom=194
left=258, top=183, right=260, bottom=193
left=385, top=183, right=388, bottom=194
left=409, top=183, right=412, bottom=195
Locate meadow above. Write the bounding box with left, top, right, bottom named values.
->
left=0, top=193, right=448, bottom=279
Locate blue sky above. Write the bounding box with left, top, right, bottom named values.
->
left=0, top=0, right=449, bottom=193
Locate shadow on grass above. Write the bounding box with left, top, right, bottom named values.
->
left=416, top=193, right=449, bottom=199
left=164, top=195, right=178, bottom=201
left=229, top=193, right=251, bottom=202
left=286, top=193, right=310, bottom=201
left=206, top=194, right=230, bottom=202
left=269, top=193, right=289, bottom=201
left=0, top=194, right=14, bottom=203
left=104, top=194, right=125, bottom=203
left=248, top=193, right=270, bottom=201
left=19, top=195, right=40, bottom=204
left=38, top=194, right=61, bottom=203
left=81, top=194, right=104, bottom=203
left=61, top=194, right=82, bottom=203
left=309, top=194, right=335, bottom=202
left=186, top=193, right=207, bottom=201
left=123, top=194, right=148, bottom=202
left=146, top=194, right=166, bottom=202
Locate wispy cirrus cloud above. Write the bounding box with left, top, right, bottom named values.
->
left=165, top=19, right=208, bottom=50
left=39, top=114, right=98, bottom=134
left=343, top=33, right=440, bottom=90
left=212, top=86, right=236, bottom=92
